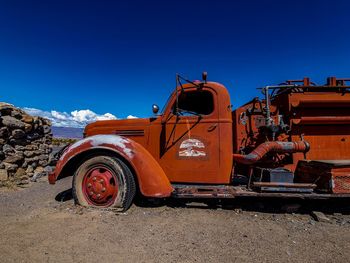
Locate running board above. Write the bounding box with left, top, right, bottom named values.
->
left=252, top=182, right=316, bottom=193
left=171, top=184, right=350, bottom=199
left=173, top=185, right=237, bottom=199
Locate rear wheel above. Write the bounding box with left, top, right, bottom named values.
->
left=72, top=155, right=136, bottom=211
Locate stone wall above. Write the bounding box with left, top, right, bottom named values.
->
left=0, top=103, right=53, bottom=185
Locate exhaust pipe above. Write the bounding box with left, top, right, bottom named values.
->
left=232, top=141, right=310, bottom=165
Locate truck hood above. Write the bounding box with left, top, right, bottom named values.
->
left=84, top=118, right=152, bottom=137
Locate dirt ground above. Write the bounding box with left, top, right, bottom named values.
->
left=1, top=177, right=350, bottom=263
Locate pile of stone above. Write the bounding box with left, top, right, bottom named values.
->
left=0, top=102, right=53, bottom=185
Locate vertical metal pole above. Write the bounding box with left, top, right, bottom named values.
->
left=175, top=74, right=179, bottom=115
left=264, top=86, right=271, bottom=126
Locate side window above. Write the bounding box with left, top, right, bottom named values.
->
left=174, top=90, right=214, bottom=115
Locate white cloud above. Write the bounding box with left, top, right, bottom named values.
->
left=96, top=113, right=116, bottom=121
left=71, top=109, right=103, bottom=123
left=127, top=115, right=138, bottom=119
left=22, top=107, right=121, bottom=128
left=51, top=110, right=70, bottom=120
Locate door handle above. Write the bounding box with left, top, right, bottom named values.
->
left=207, top=124, right=217, bottom=132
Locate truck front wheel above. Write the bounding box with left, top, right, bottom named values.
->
left=72, top=155, right=136, bottom=211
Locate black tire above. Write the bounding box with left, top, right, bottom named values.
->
left=72, top=155, right=136, bottom=212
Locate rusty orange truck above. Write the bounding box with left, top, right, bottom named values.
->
left=49, top=73, right=350, bottom=211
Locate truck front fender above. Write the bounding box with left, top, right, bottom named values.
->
left=49, top=135, right=173, bottom=197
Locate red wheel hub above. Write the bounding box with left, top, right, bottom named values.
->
left=82, top=166, right=118, bottom=206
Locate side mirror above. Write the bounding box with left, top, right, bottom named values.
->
left=152, top=104, right=159, bottom=114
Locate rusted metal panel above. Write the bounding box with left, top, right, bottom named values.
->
left=85, top=118, right=151, bottom=146
left=292, top=116, right=350, bottom=125
left=295, top=160, right=350, bottom=194
left=157, top=83, right=233, bottom=184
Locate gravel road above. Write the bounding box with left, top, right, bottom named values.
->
left=1, top=177, right=350, bottom=263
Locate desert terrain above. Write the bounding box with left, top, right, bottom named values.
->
left=1, top=176, right=350, bottom=263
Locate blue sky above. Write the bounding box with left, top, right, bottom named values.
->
left=0, top=0, right=349, bottom=126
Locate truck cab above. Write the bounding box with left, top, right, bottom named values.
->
left=84, top=79, right=233, bottom=185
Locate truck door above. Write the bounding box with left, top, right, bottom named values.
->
left=159, top=87, right=221, bottom=183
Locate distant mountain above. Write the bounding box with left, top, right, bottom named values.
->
left=52, top=126, right=84, bottom=139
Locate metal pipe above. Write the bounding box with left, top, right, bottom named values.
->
left=232, top=141, right=310, bottom=165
